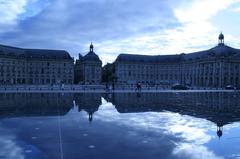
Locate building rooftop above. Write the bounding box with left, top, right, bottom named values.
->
left=0, top=44, right=73, bottom=60
left=182, top=44, right=240, bottom=61
left=116, top=54, right=181, bottom=63
left=115, top=34, right=240, bottom=63
left=82, top=51, right=101, bottom=62
left=78, top=43, right=102, bottom=62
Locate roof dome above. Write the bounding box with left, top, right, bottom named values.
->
left=210, top=45, right=237, bottom=57
left=83, top=51, right=101, bottom=61
left=219, top=32, right=224, bottom=40
left=82, top=43, right=101, bottom=62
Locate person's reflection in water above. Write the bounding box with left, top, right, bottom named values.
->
left=217, top=123, right=223, bottom=139
left=88, top=112, right=93, bottom=122
left=137, top=92, right=141, bottom=98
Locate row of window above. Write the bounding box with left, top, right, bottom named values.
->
left=0, top=60, right=70, bottom=66
left=0, top=79, right=73, bottom=84
left=118, top=62, right=240, bottom=71
left=117, top=65, right=179, bottom=69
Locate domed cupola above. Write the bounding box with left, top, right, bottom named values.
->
left=82, top=43, right=101, bottom=62
left=216, top=123, right=223, bottom=139
left=218, top=32, right=224, bottom=45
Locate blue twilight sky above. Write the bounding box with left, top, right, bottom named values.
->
left=0, top=0, right=240, bottom=64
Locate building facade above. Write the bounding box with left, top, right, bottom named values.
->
left=114, top=34, right=240, bottom=88
left=74, top=43, right=102, bottom=84
left=0, top=44, right=74, bottom=85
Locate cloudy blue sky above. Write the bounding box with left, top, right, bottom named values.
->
left=0, top=0, right=240, bottom=64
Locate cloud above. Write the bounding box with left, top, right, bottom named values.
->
left=0, top=0, right=28, bottom=24
left=0, top=0, right=180, bottom=62
left=96, top=0, right=240, bottom=63
left=96, top=104, right=213, bottom=145
left=233, top=6, right=240, bottom=12
left=0, top=0, right=29, bottom=33
left=0, top=127, right=25, bottom=159
left=93, top=99, right=221, bottom=159
left=20, top=0, right=50, bottom=19
left=174, top=0, right=238, bottom=23
left=0, top=0, right=49, bottom=34
left=0, top=0, right=240, bottom=64
left=165, top=0, right=240, bottom=52
left=173, top=143, right=223, bottom=159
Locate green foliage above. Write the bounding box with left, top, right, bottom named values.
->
left=102, top=63, right=117, bottom=83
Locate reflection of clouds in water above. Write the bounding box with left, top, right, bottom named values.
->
left=224, top=122, right=240, bottom=132
left=95, top=98, right=221, bottom=159
left=162, top=113, right=212, bottom=144
left=228, top=154, right=240, bottom=159
left=97, top=99, right=213, bottom=144
left=0, top=127, right=24, bottom=159
left=173, top=143, right=223, bottom=159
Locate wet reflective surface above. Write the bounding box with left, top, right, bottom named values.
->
left=1, top=92, right=240, bottom=159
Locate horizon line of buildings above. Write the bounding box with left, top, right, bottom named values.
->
left=1, top=33, right=240, bottom=88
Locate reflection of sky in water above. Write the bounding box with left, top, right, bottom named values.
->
left=0, top=127, right=24, bottom=159
left=1, top=94, right=240, bottom=159
left=93, top=99, right=221, bottom=159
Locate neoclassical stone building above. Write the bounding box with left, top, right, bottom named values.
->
left=0, top=44, right=74, bottom=85
left=114, top=33, right=240, bottom=88
left=74, top=43, right=102, bottom=84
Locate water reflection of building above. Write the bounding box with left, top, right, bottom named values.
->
left=74, top=93, right=102, bottom=122
left=104, top=92, right=240, bottom=138
left=0, top=93, right=74, bottom=117
left=0, top=93, right=102, bottom=121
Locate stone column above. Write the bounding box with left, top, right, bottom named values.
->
left=228, top=63, right=231, bottom=85
left=239, top=62, right=240, bottom=86
left=197, top=64, right=200, bottom=86
left=202, top=64, right=205, bottom=87
left=213, top=62, right=215, bottom=87
left=198, top=64, right=200, bottom=86
left=219, top=61, right=223, bottom=88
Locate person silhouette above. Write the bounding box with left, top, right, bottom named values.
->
left=136, top=82, right=141, bottom=92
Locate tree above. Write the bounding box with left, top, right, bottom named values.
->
left=102, top=63, right=116, bottom=85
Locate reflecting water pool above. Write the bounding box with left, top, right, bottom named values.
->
left=1, top=92, right=240, bottom=159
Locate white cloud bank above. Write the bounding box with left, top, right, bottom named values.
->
left=0, top=0, right=29, bottom=33
left=0, top=127, right=25, bottom=159
left=0, top=0, right=28, bottom=24
left=0, top=0, right=240, bottom=64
